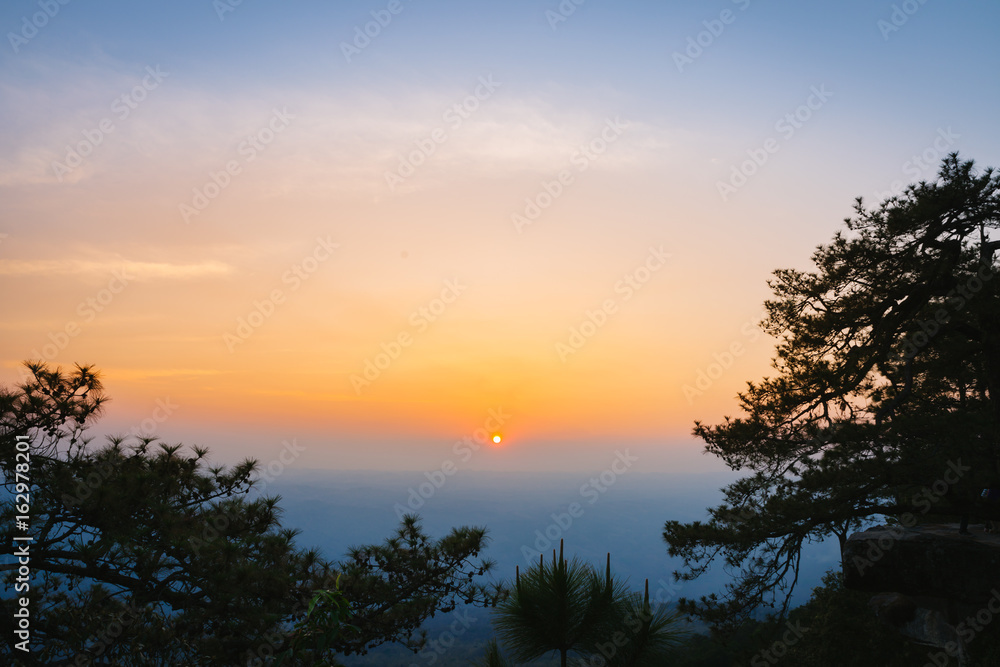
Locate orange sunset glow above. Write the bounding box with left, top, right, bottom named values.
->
left=1, top=1, right=997, bottom=474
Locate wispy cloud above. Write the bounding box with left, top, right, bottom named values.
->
left=0, top=258, right=234, bottom=279
left=102, top=367, right=227, bottom=381
left=0, top=56, right=675, bottom=193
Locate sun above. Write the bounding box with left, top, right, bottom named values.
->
left=492, top=434, right=502, bottom=444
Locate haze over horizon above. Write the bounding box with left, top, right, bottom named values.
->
left=1, top=0, right=998, bottom=473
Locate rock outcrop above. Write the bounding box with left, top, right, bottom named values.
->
left=843, top=523, right=1000, bottom=604
left=843, top=523, right=1000, bottom=663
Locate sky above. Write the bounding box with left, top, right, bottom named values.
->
left=1, top=0, right=998, bottom=474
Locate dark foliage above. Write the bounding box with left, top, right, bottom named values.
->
left=664, top=155, right=1000, bottom=630
left=0, top=362, right=500, bottom=665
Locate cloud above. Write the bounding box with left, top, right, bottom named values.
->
left=276, top=95, right=675, bottom=195
left=0, top=258, right=234, bottom=280
left=102, top=367, right=227, bottom=381
left=0, top=56, right=677, bottom=194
